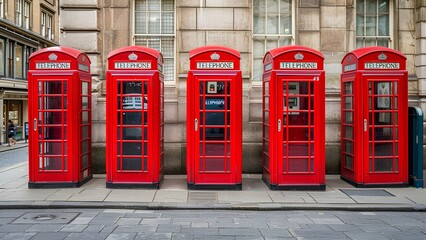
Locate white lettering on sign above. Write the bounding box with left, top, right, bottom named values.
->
left=114, top=62, right=152, bottom=69
left=78, top=64, right=89, bottom=72
left=196, top=62, right=234, bottom=69
left=280, top=62, right=318, bottom=69
left=364, top=62, right=400, bottom=69
left=344, top=63, right=356, bottom=72
left=36, top=62, right=71, bottom=69
left=205, top=99, right=225, bottom=106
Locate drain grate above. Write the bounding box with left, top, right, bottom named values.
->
left=188, top=191, right=218, bottom=202
left=13, top=212, right=80, bottom=224
left=340, top=189, right=394, bottom=197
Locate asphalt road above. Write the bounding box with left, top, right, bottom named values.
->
left=0, top=147, right=28, bottom=170
left=0, top=209, right=425, bottom=239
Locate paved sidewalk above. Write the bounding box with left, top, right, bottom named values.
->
left=0, top=141, right=28, bottom=153
left=0, top=160, right=425, bottom=211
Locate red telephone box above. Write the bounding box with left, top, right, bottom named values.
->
left=262, top=46, right=325, bottom=190
left=106, top=46, right=164, bottom=188
left=186, top=46, right=242, bottom=189
left=340, top=47, right=408, bottom=187
left=28, top=46, right=92, bottom=188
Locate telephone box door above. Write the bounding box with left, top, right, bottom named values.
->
left=112, top=76, right=151, bottom=182
left=276, top=74, right=324, bottom=186
left=30, top=75, right=73, bottom=182
left=193, top=76, right=236, bottom=184
left=362, top=75, right=407, bottom=184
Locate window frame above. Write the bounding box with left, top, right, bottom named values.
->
left=252, top=0, right=295, bottom=83
left=23, top=0, right=31, bottom=29
left=0, top=0, right=4, bottom=18
left=7, top=41, right=13, bottom=78
left=0, top=38, right=5, bottom=76
left=24, top=46, right=34, bottom=79
left=41, top=9, right=54, bottom=40
left=14, top=43, right=23, bottom=79
left=133, top=0, right=176, bottom=84
left=15, top=0, right=23, bottom=26
left=355, top=0, right=393, bottom=48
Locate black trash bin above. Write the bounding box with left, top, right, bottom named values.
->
left=408, top=107, right=424, bottom=188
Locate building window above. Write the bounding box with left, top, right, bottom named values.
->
left=8, top=42, right=13, bottom=78
left=253, top=0, right=294, bottom=81
left=41, top=11, right=53, bottom=40
left=356, top=0, right=391, bottom=47
left=15, top=0, right=23, bottom=26
left=0, top=39, right=4, bottom=76
left=15, top=44, right=23, bottom=78
left=0, top=0, right=4, bottom=18
left=24, top=47, right=33, bottom=79
left=23, top=1, right=30, bottom=29
left=134, top=0, right=175, bottom=81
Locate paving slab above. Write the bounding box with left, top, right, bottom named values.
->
left=67, top=189, right=111, bottom=202
left=160, top=175, right=187, bottom=190
left=267, top=192, right=306, bottom=203
left=153, top=190, right=188, bottom=202
left=64, top=232, right=109, bottom=240
left=0, top=189, right=57, bottom=201
left=349, top=195, right=413, bottom=204
left=218, top=191, right=272, bottom=203
left=289, top=229, right=350, bottom=240
left=105, top=233, right=137, bottom=240
left=115, top=218, right=140, bottom=225
left=46, top=189, right=85, bottom=201
left=308, top=191, right=356, bottom=204
left=219, top=228, right=261, bottom=236
left=104, top=189, right=155, bottom=202
left=386, top=188, right=426, bottom=205
left=59, top=224, right=88, bottom=232
left=0, top=232, right=36, bottom=240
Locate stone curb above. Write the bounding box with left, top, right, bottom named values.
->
left=0, top=201, right=425, bottom=212
left=0, top=143, right=28, bottom=153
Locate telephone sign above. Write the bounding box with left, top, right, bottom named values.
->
left=28, top=46, right=92, bottom=188
left=106, top=46, right=164, bottom=188
left=340, top=47, right=408, bottom=187
left=262, top=45, right=325, bottom=190
left=187, top=46, right=242, bottom=190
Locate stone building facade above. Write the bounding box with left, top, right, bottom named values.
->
left=59, top=0, right=425, bottom=174
left=0, top=0, right=59, bottom=144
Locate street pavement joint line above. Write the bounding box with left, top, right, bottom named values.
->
left=307, top=193, right=319, bottom=204
left=0, top=162, right=27, bottom=173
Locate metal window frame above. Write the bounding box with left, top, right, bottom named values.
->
left=252, top=0, right=295, bottom=83
left=132, top=0, right=176, bottom=84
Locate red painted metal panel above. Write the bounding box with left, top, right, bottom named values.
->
left=262, top=46, right=325, bottom=190
left=106, top=46, right=164, bottom=188
left=187, top=46, right=242, bottom=189
left=340, top=47, right=408, bottom=187
left=28, top=46, right=92, bottom=187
